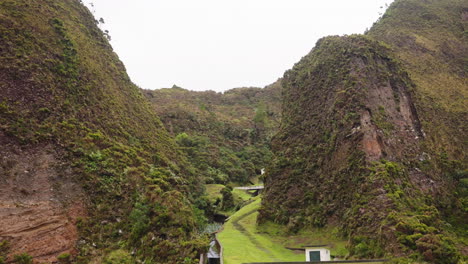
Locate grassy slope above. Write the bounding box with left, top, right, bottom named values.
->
left=0, top=0, right=205, bottom=263
left=218, top=197, right=355, bottom=264
left=218, top=198, right=303, bottom=264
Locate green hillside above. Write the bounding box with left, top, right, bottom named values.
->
left=0, top=0, right=466, bottom=263
left=259, top=0, right=467, bottom=263
left=143, top=82, right=281, bottom=185
left=0, top=0, right=205, bottom=263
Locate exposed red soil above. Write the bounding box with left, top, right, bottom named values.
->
left=0, top=132, right=86, bottom=263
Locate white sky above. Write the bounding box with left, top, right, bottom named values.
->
left=85, top=0, right=394, bottom=92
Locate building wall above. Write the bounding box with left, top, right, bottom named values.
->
left=305, top=248, right=331, bottom=262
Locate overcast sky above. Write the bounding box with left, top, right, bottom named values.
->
left=85, top=0, right=394, bottom=92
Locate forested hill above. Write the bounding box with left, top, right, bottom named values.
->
left=0, top=0, right=205, bottom=263
left=143, top=81, right=282, bottom=184
left=259, top=0, right=467, bottom=263
left=1, top=0, right=466, bottom=263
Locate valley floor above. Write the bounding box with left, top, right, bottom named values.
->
left=217, top=197, right=305, bottom=264
left=217, top=195, right=388, bottom=264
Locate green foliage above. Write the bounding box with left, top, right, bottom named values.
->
left=0, top=241, right=9, bottom=264
left=259, top=34, right=409, bottom=229
left=386, top=210, right=461, bottom=263
left=173, top=132, right=269, bottom=184
left=145, top=83, right=281, bottom=186
left=103, top=250, right=133, bottom=264
left=260, top=0, right=467, bottom=261
left=51, top=17, right=80, bottom=91
left=0, top=0, right=206, bottom=262
left=414, top=234, right=460, bottom=264
left=0, top=240, right=9, bottom=256
left=372, top=105, right=394, bottom=135
left=129, top=201, right=151, bottom=244
left=221, top=186, right=235, bottom=210
left=13, top=253, right=32, bottom=264
left=349, top=236, right=384, bottom=259
left=253, top=102, right=268, bottom=125
left=57, top=253, right=71, bottom=264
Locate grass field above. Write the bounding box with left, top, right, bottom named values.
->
left=217, top=196, right=385, bottom=264
left=218, top=197, right=305, bottom=264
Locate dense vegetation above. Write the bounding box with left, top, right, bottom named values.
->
left=0, top=0, right=207, bottom=263
left=143, top=83, right=281, bottom=185
left=1, top=0, right=465, bottom=263
left=260, top=0, right=467, bottom=263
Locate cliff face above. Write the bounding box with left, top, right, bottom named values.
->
left=369, top=0, right=467, bottom=164
left=259, top=0, right=467, bottom=262
left=0, top=0, right=204, bottom=263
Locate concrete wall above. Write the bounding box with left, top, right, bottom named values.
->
left=305, top=248, right=331, bottom=261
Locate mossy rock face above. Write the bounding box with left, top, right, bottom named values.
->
left=260, top=0, right=467, bottom=261
left=0, top=0, right=206, bottom=263
left=260, top=34, right=422, bottom=230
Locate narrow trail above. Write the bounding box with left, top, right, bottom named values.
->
left=230, top=208, right=281, bottom=262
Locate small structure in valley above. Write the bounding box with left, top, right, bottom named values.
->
left=234, top=185, right=264, bottom=196
left=200, top=235, right=223, bottom=264
left=207, top=237, right=221, bottom=264
left=304, top=245, right=331, bottom=262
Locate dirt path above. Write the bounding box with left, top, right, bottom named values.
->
left=231, top=208, right=281, bottom=262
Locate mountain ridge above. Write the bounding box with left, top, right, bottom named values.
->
left=259, top=0, right=467, bottom=262
left=143, top=82, right=281, bottom=185
left=0, top=0, right=205, bottom=263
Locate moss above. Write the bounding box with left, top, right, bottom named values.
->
left=144, top=83, right=281, bottom=186
left=349, top=236, right=385, bottom=259
left=13, top=253, right=32, bottom=264
left=0, top=241, right=9, bottom=256
left=415, top=234, right=460, bottom=263
left=103, top=250, right=132, bottom=264
left=261, top=0, right=467, bottom=260
left=57, top=253, right=71, bottom=264
left=0, top=241, right=8, bottom=264
left=372, top=105, right=394, bottom=135
left=0, top=0, right=206, bottom=262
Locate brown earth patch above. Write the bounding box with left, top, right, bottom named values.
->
left=0, top=132, right=86, bottom=263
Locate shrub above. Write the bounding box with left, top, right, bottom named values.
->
left=221, top=186, right=234, bottom=210
left=103, top=249, right=132, bottom=264
left=415, top=234, right=459, bottom=264
left=350, top=236, right=384, bottom=258
left=129, top=201, right=150, bottom=244
left=13, top=253, right=33, bottom=264
left=0, top=241, right=9, bottom=258
left=57, top=253, right=71, bottom=264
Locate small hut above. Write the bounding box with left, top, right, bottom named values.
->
left=304, top=245, right=331, bottom=262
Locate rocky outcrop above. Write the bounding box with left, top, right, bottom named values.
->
left=259, top=1, right=467, bottom=261
left=259, top=35, right=425, bottom=230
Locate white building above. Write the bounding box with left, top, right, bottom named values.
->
left=305, top=245, right=331, bottom=262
